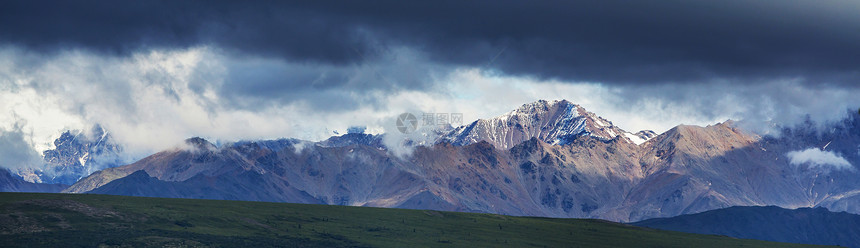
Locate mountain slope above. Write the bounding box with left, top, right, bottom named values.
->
left=633, top=206, right=860, bottom=247
left=89, top=170, right=322, bottom=203
left=617, top=122, right=802, bottom=220
left=0, top=169, right=66, bottom=193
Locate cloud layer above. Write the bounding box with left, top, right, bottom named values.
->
left=787, top=148, right=854, bottom=171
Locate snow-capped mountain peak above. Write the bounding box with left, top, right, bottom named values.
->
left=440, top=99, right=650, bottom=149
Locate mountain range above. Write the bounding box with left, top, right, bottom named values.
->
left=21, top=99, right=852, bottom=223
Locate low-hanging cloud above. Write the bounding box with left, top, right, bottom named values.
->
left=0, top=45, right=458, bottom=164
left=786, top=148, right=854, bottom=171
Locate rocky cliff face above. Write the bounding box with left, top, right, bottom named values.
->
left=15, top=125, right=124, bottom=185
left=65, top=100, right=860, bottom=222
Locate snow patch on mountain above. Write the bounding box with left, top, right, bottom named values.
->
left=625, top=130, right=658, bottom=145
left=624, top=133, right=647, bottom=145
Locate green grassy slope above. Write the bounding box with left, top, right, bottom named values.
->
left=0, top=193, right=833, bottom=248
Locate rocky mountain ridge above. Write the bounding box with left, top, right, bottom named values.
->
left=13, top=125, right=125, bottom=185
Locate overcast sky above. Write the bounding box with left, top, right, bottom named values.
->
left=1, top=0, right=859, bottom=167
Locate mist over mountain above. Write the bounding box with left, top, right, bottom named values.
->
left=49, top=100, right=860, bottom=223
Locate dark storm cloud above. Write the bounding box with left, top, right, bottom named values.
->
left=2, top=0, right=859, bottom=85
left=0, top=1, right=371, bottom=63
left=215, top=49, right=447, bottom=111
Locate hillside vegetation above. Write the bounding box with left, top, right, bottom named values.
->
left=0, top=193, right=835, bottom=247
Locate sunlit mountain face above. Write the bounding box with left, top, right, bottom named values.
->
left=1, top=1, right=860, bottom=247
